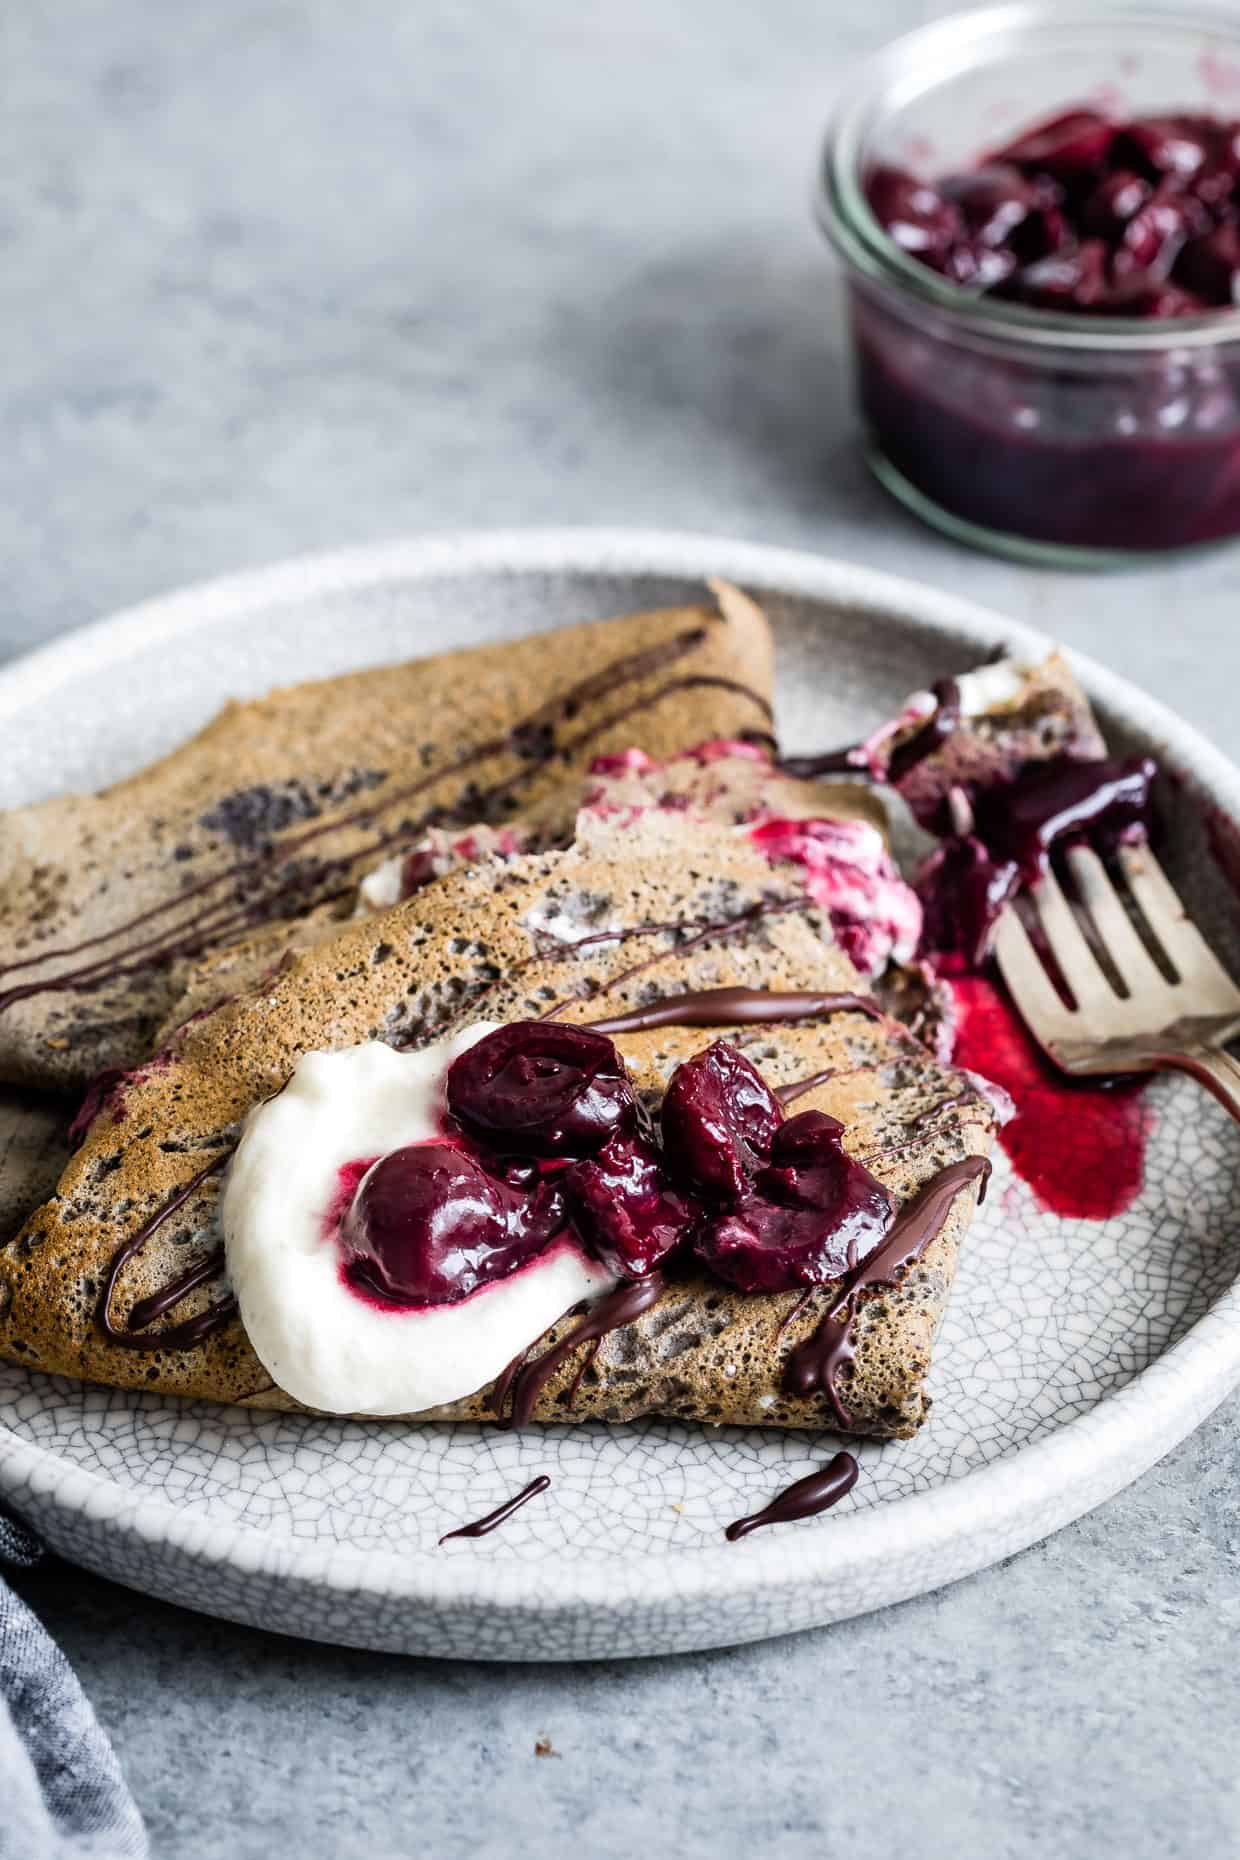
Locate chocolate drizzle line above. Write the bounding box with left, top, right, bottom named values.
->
left=582, top=987, right=883, bottom=1037
left=97, top=1154, right=236, bottom=1352
left=775, top=1284, right=818, bottom=1340
left=126, top=1250, right=226, bottom=1331
left=785, top=1154, right=991, bottom=1428
left=776, top=1065, right=866, bottom=1106
left=858, top=1095, right=978, bottom=1169
left=724, top=1451, right=859, bottom=1541
left=778, top=677, right=962, bottom=785
left=438, top=1474, right=552, bottom=1544
left=539, top=895, right=816, bottom=1025
left=487, top=1344, right=531, bottom=1417
left=532, top=901, right=800, bottom=975
left=887, top=678, right=962, bottom=784
left=494, top=1274, right=666, bottom=1428
left=776, top=747, right=863, bottom=779
left=0, top=627, right=772, bottom=1013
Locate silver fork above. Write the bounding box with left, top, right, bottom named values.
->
left=993, top=840, right=1240, bottom=1119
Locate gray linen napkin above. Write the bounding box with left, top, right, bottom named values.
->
left=0, top=1515, right=147, bottom=1860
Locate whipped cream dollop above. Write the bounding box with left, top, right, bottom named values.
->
left=897, top=658, right=1038, bottom=734
left=222, top=1030, right=615, bottom=1416
left=955, top=658, right=1036, bottom=717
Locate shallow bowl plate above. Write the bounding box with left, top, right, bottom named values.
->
left=1, top=528, right=1238, bottom=1660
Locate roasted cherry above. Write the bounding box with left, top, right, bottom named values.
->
left=943, top=240, right=1018, bottom=290
left=992, top=108, right=1114, bottom=181
left=1001, top=238, right=1109, bottom=311
left=1175, top=223, right=1240, bottom=306
left=863, top=165, right=962, bottom=265
left=1112, top=184, right=1196, bottom=279
left=661, top=1041, right=782, bottom=1199
left=566, top=1132, right=697, bottom=1277
left=694, top=1111, right=895, bottom=1294
left=865, top=103, right=1240, bottom=321
left=1116, top=114, right=1212, bottom=182
left=941, top=164, right=1036, bottom=248
left=1081, top=169, right=1152, bottom=242
left=1102, top=277, right=1206, bottom=318
left=446, top=1022, right=635, bottom=1158
left=341, top=1143, right=563, bottom=1305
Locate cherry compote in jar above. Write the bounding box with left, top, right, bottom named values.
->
left=818, top=5, right=1240, bottom=566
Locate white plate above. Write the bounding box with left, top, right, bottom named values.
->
left=1, top=529, right=1239, bottom=1662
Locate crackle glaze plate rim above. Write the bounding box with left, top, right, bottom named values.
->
left=1, top=526, right=1239, bottom=1650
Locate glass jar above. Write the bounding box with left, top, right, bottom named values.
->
left=818, top=3, right=1240, bottom=566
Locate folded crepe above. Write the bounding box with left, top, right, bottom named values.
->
left=0, top=584, right=774, bottom=1090
left=1, top=811, right=998, bottom=1437
left=153, top=645, right=1106, bottom=1062
left=150, top=739, right=911, bottom=1044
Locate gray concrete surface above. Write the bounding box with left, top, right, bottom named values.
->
left=3, top=2, right=1238, bottom=1855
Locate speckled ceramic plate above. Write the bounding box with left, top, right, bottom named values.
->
left=1, top=530, right=1239, bottom=1661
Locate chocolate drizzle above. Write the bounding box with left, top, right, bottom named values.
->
left=778, top=677, right=961, bottom=786
left=784, top=1154, right=991, bottom=1427
left=582, top=987, right=883, bottom=1037
left=438, top=1474, right=551, bottom=1543
left=486, top=1346, right=530, bottom=1417
left=858, top=1094, right=977, bottom=1169
left=777, top=747, right=864, bottom=779
left=776, top=1066, right=850, bottom=1106
left=724, top=1450, right=859, bottom=1541
left=0, top=626, right=771, bottom=1014
left=97, top=1153, right=237, bottom=1352
left=537, top=896, right=815, bottom=1024
left=126, top=1250, right=226, bottom=1331
left=887, top=678, right=961, bottom=783
left=494, top=1274, right=666, bottom=1427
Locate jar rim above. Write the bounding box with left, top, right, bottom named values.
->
left=818, top=0, right=1240, bottom=353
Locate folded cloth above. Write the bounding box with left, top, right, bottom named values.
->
left=0, top=1515, right=147, bottom=1859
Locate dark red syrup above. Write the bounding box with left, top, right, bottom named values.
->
left=916, top=754, right=1158, bottom=969
left=949, top=973, right=1150, bottom=1219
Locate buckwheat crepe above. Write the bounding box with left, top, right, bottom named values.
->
left=0, top=584, right=774, bottom=1089
left=151, top=744, right=891, bottom=1047
left=1, top=815, right=996, bottom=1438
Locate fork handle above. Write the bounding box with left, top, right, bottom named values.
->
left=1153, top=1045, right=1240, bottom=1123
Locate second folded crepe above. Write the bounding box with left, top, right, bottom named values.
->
left=0, top=584, right=773, bottom=1088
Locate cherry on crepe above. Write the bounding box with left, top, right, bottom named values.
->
left=566, top=1131, right=698, bottom=1277
left=693, top=1111, right=896, bottom=1293
left=660, top=1040, right=782, bottom=1199
left=341, top=1142, right=565, bottom=1306
left=446, top=1021, right=636, bottom=1158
